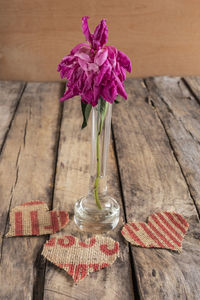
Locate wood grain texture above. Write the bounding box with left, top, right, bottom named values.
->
left=0, top=81, right=25, bottom=150
left=0, top=82, right=62, bottom=299
left=184, top=76, right=200, bottom=104
left=0, top=77, right=200, bottom=299
left=145, top=76, right=200, bottom=215
left=1, top=0, right=200, bottom=81
left=112, top=78, right=200, bottom=300
left=43, top=99, right=135, bottom=300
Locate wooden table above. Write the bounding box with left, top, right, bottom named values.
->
left=0, top=77, right=200, bottom=300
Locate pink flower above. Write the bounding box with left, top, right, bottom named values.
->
left=57, top=16, right=131, bottom=106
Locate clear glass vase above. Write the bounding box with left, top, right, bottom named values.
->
left=74, top=101, right=120, bottom=233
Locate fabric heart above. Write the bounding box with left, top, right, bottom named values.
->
left=6, top=201, right=69, bottom=237
left=121, top=212, right=189, bottom=252
left=42, top=235, right=119, bottom=282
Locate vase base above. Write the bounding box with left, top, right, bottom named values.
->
left=74, top=194, right=120, bottom=233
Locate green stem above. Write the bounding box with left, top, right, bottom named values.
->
left=94, top=99, right=109, bottom=209
left=94, top=131, right=101, bottom=209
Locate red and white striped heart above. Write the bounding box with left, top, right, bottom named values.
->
left=42, top=235, right=119, bottom=282
left=121, top=212, right=189, bottom=252
left=6, top=201, right=69, bottom=237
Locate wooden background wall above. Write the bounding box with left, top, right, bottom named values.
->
left=0, top=0, right=200, bottom=81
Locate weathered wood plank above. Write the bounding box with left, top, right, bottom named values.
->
left=183, top=76, right=200, bottom=102
left=0, top=81, right=25, bottom=151
left=0, top=82, right=62, bottom=299
left=43, top=99, right=135, bottom=300
left=145, top=76, right=200, bottom=215
left=112, top=78, right=200, bottom=300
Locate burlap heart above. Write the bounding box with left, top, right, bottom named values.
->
left=6, top=201, right=69, bottom=237
left=42, top=235, right=119, bottom=282
left=121, top=212, right=189, bottom=252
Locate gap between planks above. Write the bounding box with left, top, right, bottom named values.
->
left=111, top=124, right=140, bottom=300
left=0, top=81, right=65, bottom=299
left=144, top=77, right=200, bottom=219
left=111, top=78, right=200, bottom=300
left=0, top=82, right=27, bottom=156
left=32, top=83, right=65, bottom=300
left=0, top=81, right=27, bottom=263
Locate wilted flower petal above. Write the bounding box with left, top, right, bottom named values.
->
left=92, top=19, right=108, bottom=49
left=101, top=83, right=117, bottom=104
left=60, top=87, right=78, bottom=102
left=70, top=43, right=89, bottom=55
left=88, top=63, right=99, bottom=72
left=74, top=45, right=91, bottom=61
left=93, top=85, right=101, bottom=106
left=117, top=50, right=132, bottom=73
left=114, top=74, right=127, bottom=99
left=95, top=60, right=111, bottom=86
left=94, top=48, right=108, bottom=66
left=107, top=46, right=117, bottom=68
left=82, top=17, right=93, bottom=45
left=78, top=58, right=89, bottom=72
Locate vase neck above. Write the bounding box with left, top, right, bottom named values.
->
left=89, top=102, right=112, bottom=196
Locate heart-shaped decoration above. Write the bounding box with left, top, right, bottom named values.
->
left=42, top=235, right=119, bottom=282
left=121, top=212, right=189, bottom=252
left=6, top=201, right=69, bottom=237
